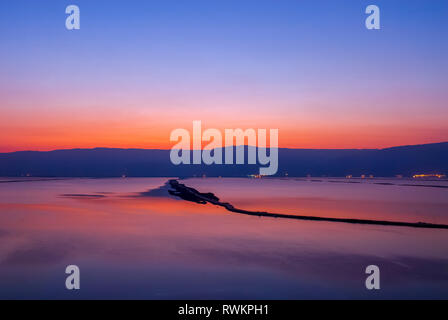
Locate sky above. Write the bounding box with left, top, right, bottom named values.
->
left=0, top=0, right=447, bottom=152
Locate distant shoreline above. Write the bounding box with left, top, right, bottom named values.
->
left=1, top=142, right=447, bottom=178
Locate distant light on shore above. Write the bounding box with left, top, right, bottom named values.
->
left=413, top=174, right=446, bottom=179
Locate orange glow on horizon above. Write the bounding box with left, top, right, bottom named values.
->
left=1, top=126, right=447, bottom=153
left=1, top=107, right=447, bottom=152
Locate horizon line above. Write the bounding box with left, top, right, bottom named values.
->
left=2, top=141, right=447, bottom=154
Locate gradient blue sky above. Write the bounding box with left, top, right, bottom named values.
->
left=0, top=0, right=447, bottom=151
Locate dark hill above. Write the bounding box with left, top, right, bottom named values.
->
left=0, top=142, right=446, bottom=177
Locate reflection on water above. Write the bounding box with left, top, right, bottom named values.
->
left=0, top=177, right=447, bottom=299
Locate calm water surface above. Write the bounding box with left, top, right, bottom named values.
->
left=0, top=177, right=447, bottom=299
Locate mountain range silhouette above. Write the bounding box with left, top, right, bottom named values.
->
left=0, top=142, right=446, bottom=177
